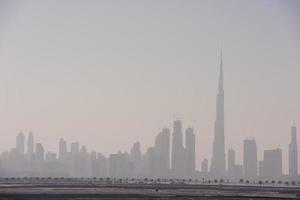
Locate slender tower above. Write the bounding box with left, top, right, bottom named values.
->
left=210, top=49, right=226, bottom=177
left=289, top=122, right=298, bottom=176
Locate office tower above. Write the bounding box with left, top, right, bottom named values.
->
left=71, top=142, right=80, bottom=154
left=157, top=128, right=171, bottom=174
left=227, top=148, right=243, bottom=179
left=130, top=141, right=142, bottom=175
left=289, top=123, right=298, bottom=176
left=27, top=132, right=34, bottom=155
left=91, top=152, right=108, bottom=178
left=201, top=159, right=208, bottom=173
left=243, top=138, right=257, bottom=179
left=79, top=146, right=90, bottom=177
left=109, top=152, right=126, bottom=178
left=97, top=153, right=108, bottom=177
left=227, top=148, right=235, bottom=176
left=70, top=142, right=80, bottom=177
left=35, top=143, right=44, bottom=162
left=210, top=50, right=226, bottom=177
left=161, top=128, right=171, bottom=172
left=171, top=120, right=185, bottom=176
left=260, top=148, right=282, bottom=178
left=152, top=128, right=171, bottom=177
left=146, top=146, right=157, bottom=177
left=16, top=132, right=25, bottom=154
left=185, top=128, right=195, bottom=176
left=59, top=138, right=67, bottom=160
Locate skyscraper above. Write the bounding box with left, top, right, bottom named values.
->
left=260, top=148, right=282, bottom=178
left=171, top=120, right=185, bottom=177
left=227, top=148, right=243, bottom=180
left=243, top=138, right=257, bottom=179
left=157, top=128, right=171, bottom=174
left=210, top=50, right=226, bottom=177
left=59, top=138, right=67, bottom=160
left=289, top=123, right=298, bottom=176
left=27, top=132, right=34, bottom=155
left=227, top=148, right=235, bottom=176
left=35, top=143, right=44, bottom=162
left=16, top=132, right=25, bottom=155
left=185, top=128, right=195, bottom=176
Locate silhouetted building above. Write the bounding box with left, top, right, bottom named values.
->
left=171, top=120, right=185, bottom=177
left=289, top=123, right=298, bottom=177
left=59, top=138, right=67, bottom=160
left=227, top=148, right=243, bottom=180
left=260, top=148, right=282, bottom=179
left=185, top=128, right=195, bottom=177
left=26, top=132, right=34, bottom=162
left=157, top=128, right=171, bottom=176
left=210, top=50, right=226, bottom=177
left=27, top=132, right=34, bottom=155
left=243, top=138, right=257, bottom=179
left=16, top=132, right=25, bottom=155
left=109, top=152, right=127, bottom=178
left=35, top=143, right=44, bottom=163
left=130, top=142, right=142, bottom=177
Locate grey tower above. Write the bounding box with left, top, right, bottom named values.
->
left=16, top=132, right=25, bottom=155
left=243, top=138, right=258, bottom=179
left=210, top=50, right=226, bottom=177
left=27, top=132, right=34, bottom=155
left=289, top=123, right=298, bottom=176
left=185, top=128, right=195, bottom=176
left=171, top=120, right=185, bottom=177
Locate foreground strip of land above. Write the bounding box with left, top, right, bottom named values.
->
left=0, top=183, right=299, bottom=199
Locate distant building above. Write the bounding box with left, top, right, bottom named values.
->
left=27, top=132, right=34, bottom=155
left=210, top=50, right=226, bottom=177
left=16, top=132, right=25, bottom=155
left=35, top=143, right=44, bottom=162
left=155, top=128, right=171, bottom=177
left=171, top=120, right=185, bottom=177
left=59, top=138, right=67, bottom=160
left=227, top=148, right=243, bottom=180
left=71, top=142, right=79, bottom=155
left=185, top=128, right=195, bottom=177
left=243, top=138, right=257, bottom=179
left=260, top=148, right=282, bottom=179
left=289, top=123, right=298, bottom=177
left=109, top=152, right=128, bottom=178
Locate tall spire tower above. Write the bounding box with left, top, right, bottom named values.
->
left=210, top=49, right=226, bottom=177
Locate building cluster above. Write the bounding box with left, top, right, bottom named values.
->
left=0, top=52, right=298, bottom=181
left=0, top=121, right=196, bottom=179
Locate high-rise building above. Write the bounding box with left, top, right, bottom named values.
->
left=27, top=132, right=34, bottom=155
left=158, top=128, right=171, bottom=174
left=210, top=50, right=226, bottom=177
left=59, top=138, right=67, bottom=160
left=228, top=148, right=235, bottom=175
left=227, top=148, right=243, bottom=180
left=289, top=123, right=298, bottom=176
left=130, top=141, right=142, bottom=176
left=185, top=128, right=195, bottom=176
left=16, top=132, right=25, bottom=155
left=260, top=148, right=282, bottom=178
left=243, top=138, right=257, bottom=179
left=71, top=142, right=80, bottom=154
left=35, top=143, right=44, bottom=162
left=171, top=120, right=185, bottom=177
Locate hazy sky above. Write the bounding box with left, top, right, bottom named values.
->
left=0, top=0, right=300, bottom=173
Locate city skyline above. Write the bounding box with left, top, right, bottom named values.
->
left=0, top=57, right=298, bottom=179
left=0, top=0, right=300, bottom=175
